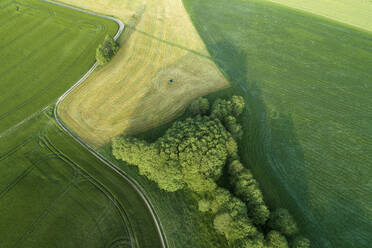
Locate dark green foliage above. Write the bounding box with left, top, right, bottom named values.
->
left=198, top=188, right=231, bottom=213
left=113, top=114, right=237, bottom=193
left=234, top=234, right=265, bottom=248
left=268, top=209, right=299, bottom=237
left=189, top=97, right=210, bottom=116
left=291, top=236, right=310, bottom=248
left=266, top=231, right=289, bottom=248
left=214, top=212, right=257, bottom=243
left=225, top=115, right=244, bottom=140
left=229, top=160, right=270, bottom=225
left=96, top=35, right=119, bottom=65
left=211, top=95, right=245, bottom=121
left=112, top=96, right=309, bottom=247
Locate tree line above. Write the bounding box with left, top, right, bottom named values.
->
left=112, top=96, right=310, bottom=248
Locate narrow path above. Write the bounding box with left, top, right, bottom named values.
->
left=43, top=1, right=168, bottom=247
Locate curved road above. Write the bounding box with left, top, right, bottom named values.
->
left=43, top=1, right=168, bottom=247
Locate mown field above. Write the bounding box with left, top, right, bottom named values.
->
left=0, top=111, right=164, bottom=248
left=58, top=0, right=229, bottom=147
left=268, top=0, right=372, bottom=32
left=183, top=0, right=372, bottom=247
left=0, top=0, right=117, bottom=134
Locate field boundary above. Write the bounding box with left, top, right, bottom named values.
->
left=47, top=1, right=169, bottom=247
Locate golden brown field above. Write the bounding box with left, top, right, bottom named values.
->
left=58, top=0, right=229, bottom=147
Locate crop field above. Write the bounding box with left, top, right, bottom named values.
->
left=0, top=113, right=131, bottom=247
left=0, top=1, right=164, bottom=247
left=268, top=0, right=372, bottom=32
left=0, top=0, right=117, bottom=134
left=58, top=0, right=229, bottom=147
left=183, top=0, right=372, bottom=247
left=0, top=111, right=163, bottom=248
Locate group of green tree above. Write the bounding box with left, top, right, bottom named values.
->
left=112, top=96, right=310, bottom=248
left=96, top=35, right=119, bottom=65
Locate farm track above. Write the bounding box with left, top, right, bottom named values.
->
left=44, top=1, right=169, bottom=247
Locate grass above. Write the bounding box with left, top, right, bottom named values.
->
left=0, top=110, right=165, bottom=247
left=0, top=112, right=131, bottom=247
left=182, top=0, right=372, bottom=247
left=98, top=137, right=228, bottom=248
left=0, top=1, right=164, bottom=247
left=268, top=0, right=372, bottom=32
left=0, top=0, right=117, bottom=134
left=58, top=0, right=229, bottom=147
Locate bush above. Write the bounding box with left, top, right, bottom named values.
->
left=291, top=236, right=310, bottom=248
left=96, top=35, right=119, bottom=65
left=268, top=209, right=299, bottom=237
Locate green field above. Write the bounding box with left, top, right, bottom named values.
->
left=0, top=0, right=117, bottom=133
left=183, top=0, right=372, bottom=247
left=0, top=111, right=163, bottom=247
left=0, top=1, right=164, bottom=247
left=0, top=113, right=132, bottom=247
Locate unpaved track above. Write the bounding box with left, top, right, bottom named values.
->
left=43, top=0, right=168, bottom=247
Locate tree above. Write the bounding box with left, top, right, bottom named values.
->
left=189, top=97, right=210, bottom=116
left=211, top=95, right=245, bottom=121
left=236, top=234, right=266, bottom=248
left=198, top=188, right=232, bottom=214
left=266, top=231, right=289, bottom=248
left=268, top=209, right=299, bottom=237
left=291, top=236, right=310, bottom=248
left=228, top=160, right=270, bottom=225
left=112, top=115, right=237, bottom=193
left=214, top=212, right=257, bottom=243
left=225, top=115, right=244, bottom=140
left=96, top=35, right=119, bottom=65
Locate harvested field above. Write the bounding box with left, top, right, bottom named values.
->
left=58, top=0, right=229, bottom=147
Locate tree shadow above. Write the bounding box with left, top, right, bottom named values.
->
left=204, top=39, right=317, bottom=240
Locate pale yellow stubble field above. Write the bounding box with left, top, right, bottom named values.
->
left=268, top=0, right=372, bottom=32
left=58, top=0, right=229, bottom=147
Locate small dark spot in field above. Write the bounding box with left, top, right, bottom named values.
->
left=169, top=79, right=174, bottom=83
left=16, top=6, right=20, bottom=11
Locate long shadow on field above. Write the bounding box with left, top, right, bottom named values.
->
left=205, top=39, right=319, bottom=242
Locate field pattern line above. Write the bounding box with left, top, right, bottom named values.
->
left=0, top=24, right=101, bottom=121
left=41, top=135, right=136, bottom=247
left=47, top=0, right=169, bottom=247
left=12, top=181, right=76, bottom=248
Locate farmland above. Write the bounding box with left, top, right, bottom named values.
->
left=268, top=0, right=372, bottom=32
left=58, top=0, right=229, bottom=147
left=0, top=111, right=163, bottom=247
left=0, top=0, right=117, bottom=133
left=183, top=0, right=372, bottom=247
left=0, top=1, right=164, bottom=247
